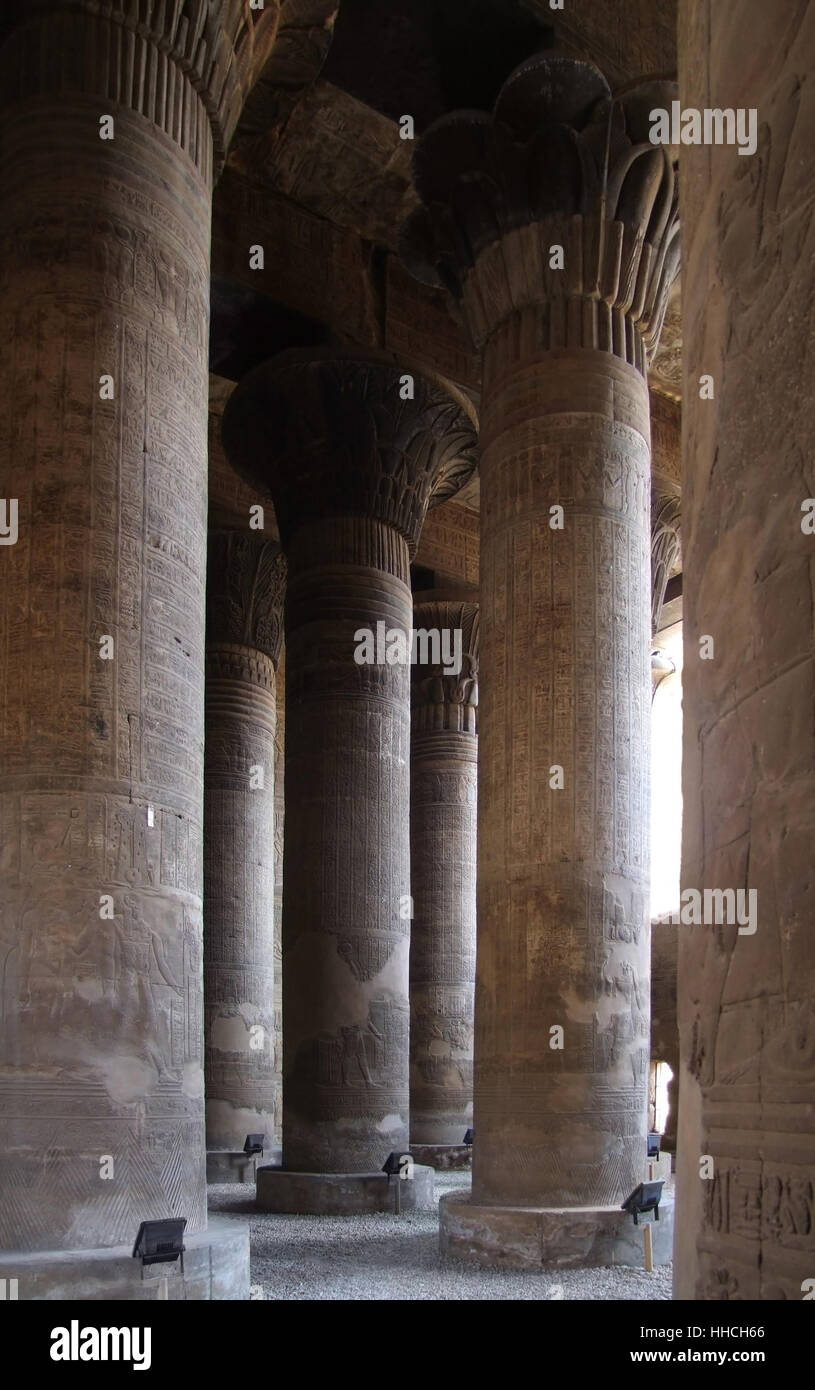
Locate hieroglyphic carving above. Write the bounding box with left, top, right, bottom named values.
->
left=207, top=530, right=286, bottom=665
left=415, top=501, right=480, bottom=587
left=411, top=601, right=479, bottom=735
left=213, top=169, right=381, bottom=348
left=232, top=80, right=417, bottom=250
left=223, top=355, right=478, bottom=1173
left=675, top=0, right=815, bottom=1301
left=222, top=349, right=478, bottom=555
left=0, top=0, right=285, bottom=1254
left=400, top=56, right=674, bottom=1218
left=203, top=531, right=285, bottom=1151
left=410, top=600, right=479, bottom=1144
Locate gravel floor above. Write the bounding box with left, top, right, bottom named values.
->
left=208, top=1172, right=672, bottom=1301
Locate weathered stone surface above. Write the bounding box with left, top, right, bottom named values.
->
left=471, top=346, right=654, bottom=1211
left=402, top=55, right=680, bottom=1259
left=209, top=374, right=279, bottom=538
left=230, top=1, right=340, bottom=151
left=231, top=81, right=418, bottom=249
left=213, top=169, right=383, bottom=351
left=650, top=284, right=684, bottom=402
left=0, top=1218, right=249, bottom=1301
left=222, top=351, right=478, bottom=1177
left=410, top=1143, right=472, bottom=1172
left=416, top=502, right=480, bottom=588
left=534, top=0, right=678, bottom=89
left=401, top=56, right=680, bottom=365
left=256, top=1164, right=435, bottom=1215
left=0, top=1, right=282, bottom=176
left=206, top=1149, right=281, bottom=1184
left=651, top=921, right=679, bottom=1151
left=204, top=532, right=286, bottom=1154
left=0, top=1, right=272, bottom=1266
left=675, top=0, right=815, bottom=1302
left=650, top=393, right=682, bottom=636
left=439, top=1185, right=674, bottom=1270
left=273, top=653, right=286, bottom=1146
left=410, top=601, right=479, bottom=1145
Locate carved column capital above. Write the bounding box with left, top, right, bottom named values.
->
left=651, top=491, right=682, bottom=636
left=411, top=600, right=480, bottom=735
left=221, top=349, right=478, bottom=556
left=650, top=392, right=682, bottom=637
left=400, top=54, right=680, bottom=369
left=0, top=0, right=282, bottom=173
left=206, top=530, right=286, bottom=680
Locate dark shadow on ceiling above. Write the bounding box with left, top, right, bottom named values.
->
left=321, top=0, right=555, bottom=129
left=209, top=277, right=330, bottom=381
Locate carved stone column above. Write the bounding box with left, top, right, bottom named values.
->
left=410, top=601, right=479, bottom=1153
left=676, top=0, right=815, bottom=1301
left=204, top=532, right=285, bottom=1173
left=0, top=2, right=279, bottom=1297
left=273, top=653, right=286, bottom=1148
left=402, top=55, right=680, bottom=1266
left=223, top=349, right=477, bottom=1212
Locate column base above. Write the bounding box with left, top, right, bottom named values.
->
left=0, top=1218, right=250, bottom=1300
left=256, top=1164, right=435, bottom=1214
left=206, top=1148, right=282, bottom=1183
left=411, top=1143, right=472, bottom=1171
left=439, top=1183, right=675, bottom=1270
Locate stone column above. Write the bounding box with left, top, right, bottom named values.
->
left=402, top=55, right=680, bottom=1266
left=273, top=653, right=286, bottom=1148
left=0, top=2, right=279, bottom=1297
left=409, top=601, right=479, bottom=1155
left=675, top=1, right=815, bottom=1301
left=222, top=349, right=478, bottom=1213
left=204, top=531, right=285, bottom=1176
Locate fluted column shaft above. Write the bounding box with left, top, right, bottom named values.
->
left=410, top=602, right=479, bottom=1145
left=204, top=533, right=285, bottom=1153
left=0, top=2, right=277, bottom=1254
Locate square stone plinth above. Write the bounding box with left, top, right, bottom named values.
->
left=256, top=1165, right=435, bottom=1214
left=0, top=1217, right=250, bottom=1300
left=439, top=1184, right=675, bottom=1269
